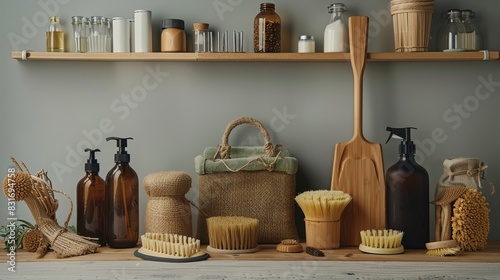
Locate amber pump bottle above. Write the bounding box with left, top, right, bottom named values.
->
left=105, top=137, right=139, bottom=248
left=385, top=127, right=429, bottom=249
left=77, top=148, right=106, bottom=246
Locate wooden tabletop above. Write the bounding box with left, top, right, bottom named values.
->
left=3, top=241, right=499, bottom=263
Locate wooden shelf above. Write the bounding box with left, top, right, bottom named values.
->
left=11, top=50, right=499, bottom=62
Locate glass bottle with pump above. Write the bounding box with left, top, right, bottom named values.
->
left=254, top=3, right=281, bottom=53
left=385, top=127, right=429, bottom=249
left=324, top=3, right=348, bottom=53
left=105, top=137, right=139, bottom=248
left=47, top=16, right=65, bottom=52
left=77, top=148, right=106, bottom=246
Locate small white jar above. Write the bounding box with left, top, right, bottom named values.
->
left=298, top=35, right=315, bottom=53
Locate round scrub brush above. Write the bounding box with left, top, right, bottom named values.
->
left=2, top=171, right=32, bottom=201
left=425, top=240, right=461, bottom=257
left=452, top=189, right=490, bottom=251
left=295, top=190, right=352, bottom=249
left=359, top=229, right=404, bottom=255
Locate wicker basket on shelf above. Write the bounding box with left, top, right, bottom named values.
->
left=390, top=0, right=434, bottom=52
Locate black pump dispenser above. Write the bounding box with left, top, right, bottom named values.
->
left=84, top=148, right=101, bottom=173
left=385, top=126, right=429, bottom=249
left=106, top=137, right=132, bottom=163
left=386, top=127, right=417, bottom=155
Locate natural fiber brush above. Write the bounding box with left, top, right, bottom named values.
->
left=276, top=239, right=303, bottom=253
left=452, top=189, right=490, bottom=251
left=359, top=229, right=404, bottom=255
left=140, top=233, right=201, bottom=258
left=206, top=216, right=259, bottom=253
left=295, top=190, right=352, bottom=222
left=425, top=240, right=461, bottom=257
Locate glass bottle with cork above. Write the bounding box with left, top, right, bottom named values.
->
left=253, top=3, right=281, bottom=53
left=47, top=16, right=65, bottom=52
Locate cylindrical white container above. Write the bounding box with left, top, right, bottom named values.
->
left=112, top=17, right=129, bottom=52
left=134, top=10, right=152, bottom=52
left=298, top=35, right=315, bottom=53
left=128, top=19, right=135, bottom=52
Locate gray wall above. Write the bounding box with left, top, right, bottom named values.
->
left=1, top=0, right=499, bottom=241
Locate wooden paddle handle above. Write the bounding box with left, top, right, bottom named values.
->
left=349, top=16, right=369, bottom=138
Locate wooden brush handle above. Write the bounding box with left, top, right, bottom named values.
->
left=349, top=16, right=369, bottom=139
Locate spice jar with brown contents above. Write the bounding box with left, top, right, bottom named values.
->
left=161, top=19, right=186, bottom=52
left=254, top=3, right=281, bottom=53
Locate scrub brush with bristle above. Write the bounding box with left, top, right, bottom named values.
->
left=206, top=216, right=260, bottom=254
left=425, top=240, right=462, bottom=257
left=295, top=190, right=352, bottom=222
left=359, top=229, right=404, bottom=255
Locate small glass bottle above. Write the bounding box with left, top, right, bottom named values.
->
left=324, top=3, right=348, bottom=53
left=437, top=9, right=466, bottom=52
left=298, top=35, right=315, bottom=53
left=71, top=16, right=89, bottom=53
left=46, top=16, right=65, bottom=52
left=161, top=19, right=186, bottom=52
left=461, top=10, right=478, bottom=51
left=193, top=23, right=212, bottom=53
left=254, top=3, right=281, bottom=53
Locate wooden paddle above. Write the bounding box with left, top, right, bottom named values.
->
left=331, top=16, right=386, bottom=246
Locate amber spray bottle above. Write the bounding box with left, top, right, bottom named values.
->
left=77, top=148, right=106, bottom=246
left=385, top=127, right=430, bottom=249
left=105, top=137, right=139, bottom=248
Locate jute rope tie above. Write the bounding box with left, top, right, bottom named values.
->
left=444, top=164, right=495, bottom=195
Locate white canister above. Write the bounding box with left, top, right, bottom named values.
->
left=134, top=10, right=152, bottom=52
left=298, top=35, right=315, bottom=53
left=112, top=17, right=129, bottom=52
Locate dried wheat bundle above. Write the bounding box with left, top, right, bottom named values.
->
left=2, top=157, right=99, bottom=258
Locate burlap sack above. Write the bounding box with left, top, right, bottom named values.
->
left=194, top=117, right=299, bottom=244
left=433, top=157, right=494, bottom=241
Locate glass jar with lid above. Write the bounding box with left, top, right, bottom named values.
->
left=460, top=10, right=478, bottom=51
left=324, top=3, right=348, bottom=53
left=436, top=9, right=466, bottom=52
left=253, top=3, right=281, bottom=53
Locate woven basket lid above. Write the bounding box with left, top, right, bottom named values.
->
left=144, top=171, right=192, bottom=196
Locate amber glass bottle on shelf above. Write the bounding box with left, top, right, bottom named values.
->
left=253, top=3, right=281, bottom=53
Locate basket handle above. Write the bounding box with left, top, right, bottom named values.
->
left=218, top=117, right=274, bottom=159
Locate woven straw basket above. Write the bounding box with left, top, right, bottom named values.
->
left=391, top=0, right=434, bottom=52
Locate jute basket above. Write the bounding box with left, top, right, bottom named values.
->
left=390, top=0, right=434, bottom=52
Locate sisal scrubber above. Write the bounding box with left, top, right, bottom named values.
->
left=359, top=229, right=404, bottom=255
left=2, top=171, right=32, bottom=201
left=452, top=189, right=490, bottom=251
left=206, top=216, right=260, bottom=254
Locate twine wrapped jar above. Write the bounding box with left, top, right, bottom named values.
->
left=143, top=171, right=192, bottom=236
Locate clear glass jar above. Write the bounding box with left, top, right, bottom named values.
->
left=437, top=9, right=466, bottom=52
left=72, top=16, right=89, bottom=53
left=298, top=35, right=315, bottom=53
left=47, top=16, right=65, bottom=52
left=193, top=22, right=212, bottom=53
left=89, top=16, right=106, bottom=52
left=254, top=3, right=281, bottom=53
left=460, top=10, right=478, bottom=51
left=324, top=3, right=348, bottom=53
